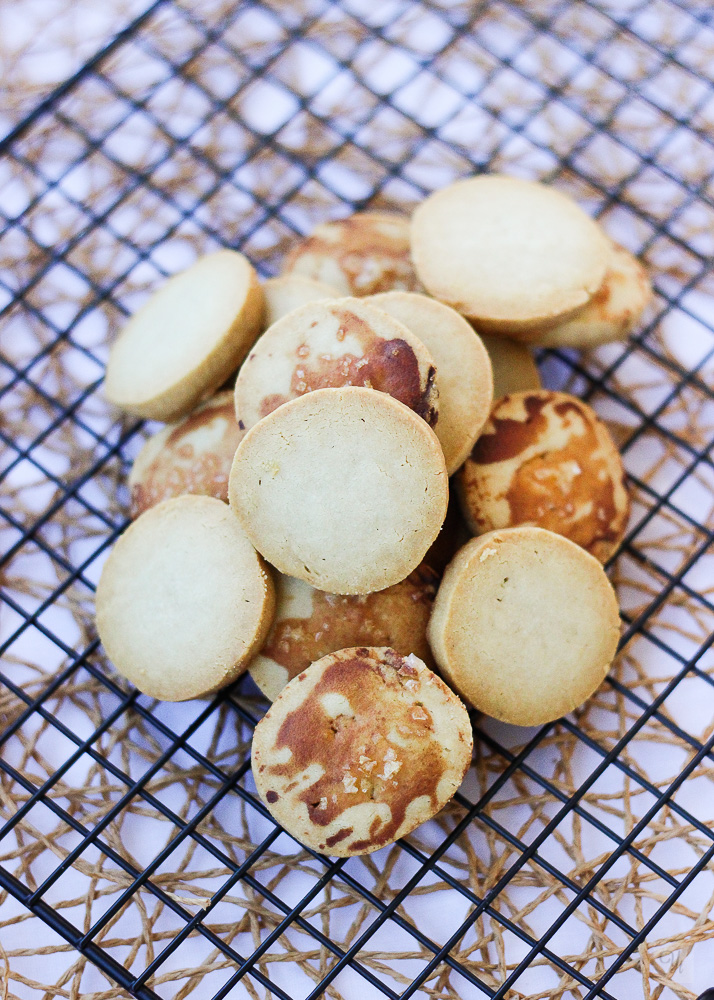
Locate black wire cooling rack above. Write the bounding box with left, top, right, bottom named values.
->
left=2, top=1, right=714, bottom=998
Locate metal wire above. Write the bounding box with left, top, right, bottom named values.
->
left=1, top=1, right=713, bottom=998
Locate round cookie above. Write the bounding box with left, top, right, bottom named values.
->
left=129, top=391, right=244, bottom=518
left=105, top=250, right=264, bottom=421
left=234, top=297, right=438, bottom=431
left=249, top=565, right=438, bottom=701
left=284, top=212, right=421, bottom=296
left=480, top=334, right=541, bottom=400
left=536, top=243, right=652, bottom=348
left=262, top=274, right=342, bottom=327
left=456, top=390, right=629, bottom=563
left=427, top=528, right=621, bottom=726
left=252, top=646, right=472, bottom=855
left=411, top=176, right=610, bottom=336
left=367, top=292, right=492, bottom=474
left=229, top=387, right=448, bottom=594
left=95, top=495, right=275, bottom=701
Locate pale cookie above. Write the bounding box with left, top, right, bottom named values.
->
left=536, top=243, right=652, bottom=348
left=427, top=528, right=621, bottom=726
left=229, top=387, right=448, bottom=594
left=480, top=334, right=541, bottom=400
left=105, top=250, right=263, bottom=421
left=367, top=292, right=492, bottom=474
left=262, top=274, right=342, bottom=327
left=252, top=646, right=472, bottom=855
left=456, top=391, right=629, bottom=563
left=234, top=297, right=438, bottom=431
left=411, top=176, right=610, bottom=336
left=284, top=212, right=421, bottom=296
left=95, top=495, right=275, bottom=701
left=249, top=565, right=438, bottom=701
left=129, top=391, right=244, bottom=518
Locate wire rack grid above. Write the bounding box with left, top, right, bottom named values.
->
left=1, top=0, right=714, bottom=998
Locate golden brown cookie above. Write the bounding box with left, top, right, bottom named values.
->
left=128, top=391, right=244, bottom=518
left=249, top=565, right=438, bottom=701
left=105, top=250, right=264, bottom=421
left=367, top=292, right=493, bottom=474
left=536, top=243, right=652, bottom=348
left=95, top=495, right=275, bottom=701
left=427, top=528, right=621, bottom=726
left=229, top=387, right=449, bottom=594
left=262, top=274, right=342, bottom=327
left=284, top=212, right=421, bottom=296
left=456, top=391, right=629, bottom=562
left=234, top=297, right=438, bottom=430
left=480, top=334, right=541, bottom=400
left=252, top=646, right=472, bottom=855
left=411, top=176, right=610, bottom=336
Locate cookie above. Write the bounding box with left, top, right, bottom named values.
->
left=536, top=243, right=652, bottom=348
left=105, top=250, right=264, bottom=421
left=234, top=297, right=438, bottom=431
left=262, top=274, right=342, bottom=327
left=249, top=565, right=438, bottom=701
left=367, top=292, right=492, bottom=474
left=480, top=334, right=541, bottom=400
left=128, top=391, right=244, bottom=518
left=284, top=212, right=421, bottom=296
left=427, top=528, right=621, bottom=726
left=423, top=489, right=470, bottom=577
left=411, top=176, right=610, bottom=335
left=252, top=646, right=472, bottom=855
left=229, top=387, right=448, bottom=594
left=456, top=391, right=629, bottom=563
left=95, top=495, right=275, bottom=701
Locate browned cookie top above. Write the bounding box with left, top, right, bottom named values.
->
left=456, top=390, right=630, bottom=562
left=249, top=566, right=438, bottom=701
left=129, top=391, right=244, bottom=518
left=284, top=213, right=421, bottom=297
left=235, top=297, right=438, bottom=431
left=252, top=647, right=472, bottom=855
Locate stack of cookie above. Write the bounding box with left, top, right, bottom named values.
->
left=96, top=175, right=649, bottom=856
